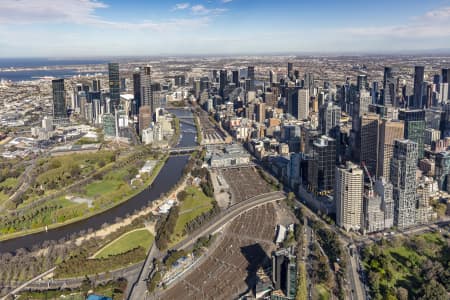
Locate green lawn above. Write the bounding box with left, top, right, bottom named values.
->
left=84, top=179, right=122, bottom=198
left=94, top=228, right=154, bottom=259
left=170, top=186, right=213, bottom=246
left=315, top=284, right=331, bottom=300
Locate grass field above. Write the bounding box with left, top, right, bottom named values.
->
left=170, top=186, right=214, bottom=246
left=94, top=228, right=154, bottom=259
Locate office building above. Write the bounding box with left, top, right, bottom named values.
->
left=174, top=74, right=186, bottom=86
left=443, top=68, right=449, bottom=84
left=383, top=67, right=396, bottom=107
left=138, top=106, right=152, bottom=135
left=256, top=102, right=266, bottom=123
left=269, top=70, right=276, bottom=84
left=357, top=75, right=367, bottom=91
left=377, top=119, right=404, bottom=179
left=232, top=70, right=239, bottom=87
left=360, top=113, right=380, bottom=177
left=363, top=191, right=385, bottom=234
left=390, top=139, right=418, bottom=229
left=108, top=63, right=120, bottom=112
left=132, top=68, right=141, bottom=116
left=319, top=102, right=341, bottom=135
left=308, top=136, right=336, bottom=193
left=398, top=109, right=425, bottom=159
left=424, top=128, right=441, bottom=145
left=102, top=113, right=116, bottom=137
left=335, top=162, right=364, bottom=231
left=412, top=66, right=425, bottom=108
left=287, top=62, right=293, bottom=80
left=92, top=79, right=101, bottom=92
left=298, top=89, right=310, bottom=120
left=374, top=177, right=394, bottom=229
left=272, top=249, right=297, bottom=299
left=140, top=65, right=153, bottom=111
left=219, top=69, right=227, bottom=96
left=52, top=79, right=67, bottom=120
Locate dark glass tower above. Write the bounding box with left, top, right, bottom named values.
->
left=412, top=66, right=424, bottom=108
left=108, top=63, right=120, bottom=112
left=442, top=68, right=449, bottom=84
left=52, top=79, right=66, bottom=119
left=232, top=70, right=239, bottom=87
left=132, top=67, right=141, bottom=116
left=219, top=69, right=227, bottom=97
left=308, top=136, right=336, bottom=193
left=398, top=109, right=425, bottom=159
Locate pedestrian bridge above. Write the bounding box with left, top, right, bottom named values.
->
left=169, top=146, right=200, bottom=154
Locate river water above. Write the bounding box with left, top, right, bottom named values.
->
left=0, top=109, right=196, bottom=253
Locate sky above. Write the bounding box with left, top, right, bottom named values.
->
left=0, top=0, right=450, bottom=57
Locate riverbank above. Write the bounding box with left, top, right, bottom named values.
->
left=0, top=155, right=168, bottom=242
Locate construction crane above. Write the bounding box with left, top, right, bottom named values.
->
left=361, top=161, right=375, bottom=194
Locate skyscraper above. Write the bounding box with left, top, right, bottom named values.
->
left=377, top=119, right=404, bottom=179
left=219, top=69, right=227, bottom=96
left=374, top=177, right=394, bottom=229
left=269, top=70, right=276, bottom=84
left=272, top=249, right=297, bottom=298
left=287, top=62, right=294, bottom=80
left=52, top=79, right=66, bottom=120
left=412, top=66, right=425, bottom=108
left=319, top=101, right=341, bottom=135
left=108, top=63, right=120, bottom=112
left=398, top=109, right=425, bottom=159
left=140, top=65, right=154, bottom=114
left=256, top=102, right=266, bottom=123
left=92, top=79, right=101, bottom=92
left=247, top=66, right=255, bottom=80
left=308, top=136, right=336, bottom=194
left=232, top=70, right=239, bottom=87
left=138, top=106, right=152, bottom=135
left=390, top=139, right=418, bottom=229
left=383, top=67, right=396, bottom=107
left=335, top=162, right=364, bottom=231
left=298, top=89, right=310, bottom=120
left=132, top=68, right=141, bottom=116
left=442, top=68, right=449, bottom=84
left=360, top=113, right=380, bottom=177
left=357, top=75, right=367, bottom=91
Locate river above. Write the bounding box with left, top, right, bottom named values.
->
left=0, top=108, right=196, bottom=254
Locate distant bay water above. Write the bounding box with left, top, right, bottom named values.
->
left=0, top=58, right=108, bottom=81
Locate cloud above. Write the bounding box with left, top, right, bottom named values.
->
left=222, top=0, right=233, bottom=3
left=173, top=3, right=190, bottom=11
left=191, top=4, right=227, bottom=15
left=0, top=0, right=209, bottom=31
left=0, top=0, right=107, bottom=24
left=340, top=6, right=450, bottom=38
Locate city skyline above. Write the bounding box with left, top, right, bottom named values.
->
left=1, top=0, right=450, bottom=57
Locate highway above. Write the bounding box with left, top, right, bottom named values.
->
left=127, top=190, right=286, bottom=299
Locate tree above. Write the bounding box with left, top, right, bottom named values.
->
left=418, top=280, right=448, bottom=300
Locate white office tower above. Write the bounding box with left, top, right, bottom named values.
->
left=298, top=89, right=310, bottom=120
left=440, top=83, right=449, bottom=103
left=335, top=162, right=364, bottom=232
